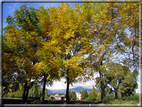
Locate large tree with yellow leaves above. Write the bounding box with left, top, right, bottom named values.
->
left=2, top=2, right=139, bottom=104
left=3, top=4, right=43, bottom=103
left=36, top=3, right=91, bottom=103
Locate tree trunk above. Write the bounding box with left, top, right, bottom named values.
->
left=121, top=93, right=124, bottom=99
left=99, top=71, right=105, bottom=103
left=25, top=84, right=30, bottom=101
left=22, top=60, right=37, bottom=103
left=2, top=86, right=9, bottom=97
left=114, top=88, right=118, bottom=99
left=22, top=80, right=27, bottom=103
left=41, top=73, right=47, bottom=102
left=99, top=61, right=105, bottom=104
left=66, top=69, right=70, bottom=104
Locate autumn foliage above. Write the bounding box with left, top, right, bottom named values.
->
left=2, top=2, right=139, bottom=104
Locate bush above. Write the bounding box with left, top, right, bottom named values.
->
left=122, top=94, right=139, bottom=100
left=47, top=97, right=51, bottom=100
left=133, top=94, right=139, bottom=100
left=105, top=94, right=115, bottom=101
left=85, top=97, right=91, bottom=101
left=96, top=91, right=101, bottom=101
left=117, top=92, right=122, bottom=100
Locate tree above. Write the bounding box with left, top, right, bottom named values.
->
left=81, top=3, right=120, bottom=103
left=81, top=88, right=85, bottom=100
left=3, top=3, right=49, bottom=103
left=119, top=71, right=138, bottom=97
left=71, top=91, right=77, bottom=100
left=80, top=2, right=139, bottom=103
left=118, top=3, right=139, bottom=69
left=28, top=82, right=41, bottom=98
left=59, top=93, right=65, bottom=95
left=36, top=6, right=64, bottom=102
left=105, top=63, right=131, bottom=99
left=69, top=90, right=72, bottom=100
left=92, top=86, right=97, bottom=100
left=2, top=23, right=26, bottom=97
left=89, top=85, right=97, bottom=100
left=96, top=90, right=101, bottom=101
left=96, top=63, right=138, bottom=99
left=3, top=2, right=139, bottom=104
left=3, top=83, right=24, bottom=98
left=79, top=90, right=82, bottom=94
left=45, top=89, right=48, bottom=98
left=4, top=4, right=61, bottom=103
left=54, top=3, right=89, bottom=103
left=49, top=93, right=53, bottom=96
left=81, top=88, right=88, bottom=100
left=95, top=75, right=112, bottom=97
left=37, top=3, right=90, bottom=104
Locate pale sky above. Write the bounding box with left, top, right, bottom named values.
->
left=2, top=1, right=141, bottom=94
left=46, top=73, right=100, bottom=90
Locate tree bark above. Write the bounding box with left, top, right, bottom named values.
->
left=25, top=86, right=30, bottom=101
left=41, top=73, right=47, bottom=102
left=99, top=61, right=105, bottom=104
left=99, top=71, right=105, bottom=103
left=24, top=78, right=32, bottom=101
left=22, top=80, right=27, bottom=103
left=25, top=81, right=31, bottom=101
left=114, top=88, right=118, bottom=99
left=66, top=69, right=70, bottom=104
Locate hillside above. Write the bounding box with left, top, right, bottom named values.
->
left=47, top=86, right=99, bottom=94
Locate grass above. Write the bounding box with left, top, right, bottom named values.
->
left=2, top=97, right=22, bottom=99
left=67, top=100, right=101, bottom=104
left=106, top=99, right=139, bottom=104
left=2, top=97, right=139, bottom=104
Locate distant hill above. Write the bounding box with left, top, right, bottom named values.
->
left=47, top=86, right=99, bottom=94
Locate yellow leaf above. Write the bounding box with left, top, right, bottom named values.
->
left=98, top=45, right=105, bottom=49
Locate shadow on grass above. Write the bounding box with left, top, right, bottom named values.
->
left=69, top=100, right=102, bottom=104
left=2, top=99, right=23, bottom=104
left=2, top=98, right=42, bottom=104
left=2, top=98, right=102, bottom=104
left=3, top=98, right=139, bottom=105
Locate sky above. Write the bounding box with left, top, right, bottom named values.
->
left=2, top=1, right=141, bottom=94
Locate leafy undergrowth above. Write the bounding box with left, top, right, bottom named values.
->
left=2, top=98, right=139, bottom=104
left=106, top=99, right=139, bottom=104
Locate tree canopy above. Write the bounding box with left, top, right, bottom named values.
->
left=2, top=2, right=139, bottom=104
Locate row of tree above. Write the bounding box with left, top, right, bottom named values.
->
left=80, top=86, right=101, bottom=101
left=69, top=91, right=76, bottom=100
left=68, top=86, right=100, bottom=101
left=3, top=82, right=48, bottom=99
left=2, top=2, right=139, bottom=104
left=95, top=63, right=138, bottom=100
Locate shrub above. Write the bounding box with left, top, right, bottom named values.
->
left=117, top=92, right=122, bottom=100
left=96, top=91, right=101, bottom=101
left=105, top=94, right=115, bottom=101
left=133, top=94, right=139, bottom=100
left=47, top=97, right=51, bottom=100
left=122, top=94, right=139, bottom=100
left=86, top=97, right=91, bottom=101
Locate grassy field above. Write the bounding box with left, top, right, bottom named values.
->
left=2, top=97, right=139, bottom=104
left=105, top=99, right=139, bottom=104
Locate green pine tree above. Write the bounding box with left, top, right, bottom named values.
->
left=71, top=91, right=76, bottom=100
left=89, top=85, right=97, bottom=100
left=81, top=88, right=88, bottom=100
